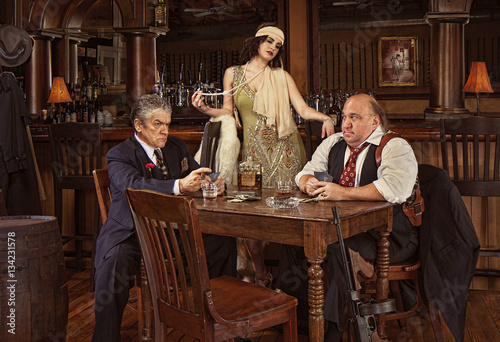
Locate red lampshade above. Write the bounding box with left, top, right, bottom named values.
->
left=462, top=61, right=493, bottom=94
left=47, top=77, right=72, bottom=104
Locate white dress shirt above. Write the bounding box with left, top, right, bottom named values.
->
left=296, top=126, right=418, bottom=204
left=134, top=133, right=181, bottom=195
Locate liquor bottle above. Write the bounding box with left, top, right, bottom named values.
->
left=154, top=0, right=167, bottom=27
left=82, top=100, right=89, bottom=123
left=92, top=75, right=99, bottom=99
left=70, top=101, right=77, bottom=122
left=68, top=82, right=75, bottom=102
left=89, top=100, right=96, bottom=123
left=238, top=156, right=262, bottom=190
left=64, top=104, right=70, bottom=123
left=74, top=79, right=81, bottom=102
left=76, top=100, right=82, bottom=122
left=86, top=73, right=93, bottom=99
left=100, top=78, right=108, bottom=95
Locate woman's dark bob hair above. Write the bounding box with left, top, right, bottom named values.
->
left=239, top=23, right=285, bottom=69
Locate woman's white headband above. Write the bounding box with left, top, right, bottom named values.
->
left=255, top=27, right=285, bottom=45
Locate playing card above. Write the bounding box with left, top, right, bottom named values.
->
left=207, top=172, right=220, bottom=182
left=314, top=171, right=333, bottom=182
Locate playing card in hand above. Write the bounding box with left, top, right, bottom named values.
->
left=207, top=172, right=220, bottom=182
left=314, top=171, right=333, bottom=182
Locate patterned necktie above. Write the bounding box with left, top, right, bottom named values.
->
left=339, top=142, right=370, bottom=187
left=154, top=149, right=169, bottom=177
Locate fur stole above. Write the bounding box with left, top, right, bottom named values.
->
left=194, top=115, right=241, bottom=185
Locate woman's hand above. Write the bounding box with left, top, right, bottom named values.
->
left=322, top=120, right=336, bottom=138
left=191, top=91, right=207, bottom=112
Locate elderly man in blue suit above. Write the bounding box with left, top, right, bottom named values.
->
left=92, top=94, right=237, bottom=341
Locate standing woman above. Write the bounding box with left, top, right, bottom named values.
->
left=192, top=23, right=335, bottom=285
left=192, top=23, right=335, bottom=188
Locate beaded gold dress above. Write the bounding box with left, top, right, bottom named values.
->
left=232, top=65, right=307, bottom=188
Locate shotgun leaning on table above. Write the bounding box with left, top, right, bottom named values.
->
left=331, top=207, right=395, bottom=342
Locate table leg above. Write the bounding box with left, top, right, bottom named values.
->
left=304, top=221, right=327, bottom=342
left=307, top=258, right=325, bottom=341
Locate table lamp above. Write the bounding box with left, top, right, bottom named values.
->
left=462, top=61, right=493, bottom=116
left=47, top=77, right=72, bottom=122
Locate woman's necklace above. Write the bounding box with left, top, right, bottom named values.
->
left=197, top=62, right=266, bottom=96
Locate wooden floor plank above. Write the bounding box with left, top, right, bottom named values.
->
left=66, top=269, right=500, bottom=342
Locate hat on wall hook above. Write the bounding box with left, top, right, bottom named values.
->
left=0, top=24, right=35, bottom=67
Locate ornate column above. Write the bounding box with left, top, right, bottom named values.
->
left=116, top=28, right=164, bottom=112
left=424, top=8, right=471, bottom=118
left=25, top=34, right=52, bottom=116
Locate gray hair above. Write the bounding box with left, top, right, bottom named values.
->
left=131, top=94, right=171, bottom=126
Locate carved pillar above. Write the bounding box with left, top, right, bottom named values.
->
left=25, top=35, right=52, bottom=116
left=118, top=29, right=158, bottom=112
left=424, top=12, right=471, bottom=118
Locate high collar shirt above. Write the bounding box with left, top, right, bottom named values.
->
left=296, top=125, right=418, bottom=204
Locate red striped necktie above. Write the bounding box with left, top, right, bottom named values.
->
left=339, top=142, right=370, bottom=187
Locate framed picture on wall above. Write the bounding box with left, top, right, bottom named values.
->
left=378, top=36, right=417, bottom=87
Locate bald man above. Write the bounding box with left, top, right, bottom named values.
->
left=276, top=94, right=418, bottom=341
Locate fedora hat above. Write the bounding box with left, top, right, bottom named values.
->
left=0, top=24, right=34, bottom=67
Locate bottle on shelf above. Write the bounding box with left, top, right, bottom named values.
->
left=74, top=79, right=81, bottom=102
left=86, top=73, right=93, bottom=100
left=92, top=74, right=99, bottom=100
left=238, top=156, right=262, bottom=190
left=89, top=100, right=96, bottom=123
left=100, top=77, right=108, bottom=95
left=82, top=99, right=89, bottom=123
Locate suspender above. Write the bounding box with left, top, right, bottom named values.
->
left=377, top=132, right=425, bottom=226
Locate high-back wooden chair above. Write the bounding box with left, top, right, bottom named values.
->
left=199, top=120, right=221, bottom=170
left=305, top=120, right=325, bottom=160
left=440, top=117, right=500, bottom=277
left=92, top=168, right=152, bottom=339
left=125, top=188, right=298, bottom=341
left=92, top=168, right=111, bottom=224
left=48, top=122, right=101, bottom=286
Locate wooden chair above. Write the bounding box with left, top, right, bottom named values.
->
left=352, top=251, right=443, bottom=341
left=48, top=122, right=101, bottom=287
left=440, top=117, right=500, bottom=277
left=92, top=168, right=152, bottom=339
left=92, top=168, right=111, bottom=224
left=125, top=188, right=298, bottom=341
left=305, top=120, right=325, bottom=160
left=199, top=120, right=221, bottom=170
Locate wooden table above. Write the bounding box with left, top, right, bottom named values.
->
left=192, top=187, right=394, bottom=342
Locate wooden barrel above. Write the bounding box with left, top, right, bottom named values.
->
left=0, top=216, right=68, bottom=342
